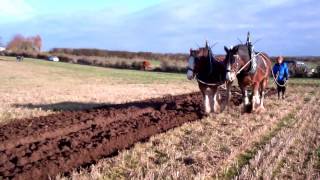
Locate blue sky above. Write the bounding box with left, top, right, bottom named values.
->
left=0, top=0, right=319, bottom=55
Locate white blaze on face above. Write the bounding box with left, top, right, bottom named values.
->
left=228, top=72, right=236, bottom=82
left=226, top=63, right=237, bottom=82
left=187, top=56, right=195, bottom=80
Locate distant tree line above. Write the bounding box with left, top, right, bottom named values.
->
left=1, top=35, right=320, bottom=77
left=6, top=34, right=42, bottom=52
left=49, top=48, right=188, bottom=62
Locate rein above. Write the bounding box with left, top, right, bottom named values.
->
left=259, top=53, right=288, bottom=88
left=271, top=68, right=288, bottom=87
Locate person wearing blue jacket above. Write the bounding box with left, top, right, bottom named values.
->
left=272, top=56, right=289, bottom=99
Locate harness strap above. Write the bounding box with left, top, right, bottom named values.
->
left=258, top=53, right=269, bottom=77
left=236, top=52, right=263, bottom=75
left=196, top=76, right=224, bottom=86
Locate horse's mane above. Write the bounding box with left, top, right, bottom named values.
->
left=231, top=44, right=250, bottom=60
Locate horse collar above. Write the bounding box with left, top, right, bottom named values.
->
left=248, top=53, right=257, bottom=74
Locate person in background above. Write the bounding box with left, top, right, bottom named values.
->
left=272, top=56, right=289, bottom=99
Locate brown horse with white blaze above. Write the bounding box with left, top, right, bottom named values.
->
left=187, top=42, right=229, bottom=115
left=224, top=44, right=272, bottom=112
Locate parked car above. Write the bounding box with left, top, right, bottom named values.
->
left=48, top=56, right=59, bottom=62
left=316, top=65, right=320, bottom=78
left=284, top=60, right=309, bottom=77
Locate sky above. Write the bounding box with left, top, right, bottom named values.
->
left=0, top=0, right=319, bottom=55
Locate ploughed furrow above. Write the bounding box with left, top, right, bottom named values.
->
left=0, top=88, right=276, bottom=180
left=0, top=93, right=204, bottom=180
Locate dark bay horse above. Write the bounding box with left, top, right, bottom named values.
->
left=187, top=42, right=229, bottom=115
left=224, top=44, right=272, bottom=112
left=16, top=56, right=24, bottom=62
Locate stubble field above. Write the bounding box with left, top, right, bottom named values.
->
left=0, top=56, right=319, bottom=179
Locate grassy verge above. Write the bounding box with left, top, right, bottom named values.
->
left=0, top=56, right=190, bottom=85
left=285, top=78, right=320, bottom=86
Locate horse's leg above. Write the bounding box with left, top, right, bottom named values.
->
left=226, top=82, right=232, bottom=105
left=221, top=82, right=231, bottom=111
left=240, top=84, right=249, bottom=112
left=208, top=88, right=214, bottom=114
left=252, top=83, right=260, bottom=112
left=212, top=87, right=220, bottom=113
left=202, top=86, right=212, bottom=115
left=259, top=79, right=267, bottom=111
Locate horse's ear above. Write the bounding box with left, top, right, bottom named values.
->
left=233, top=46, right=239, bottom=52
left=224, top=46, right=229, bottom=53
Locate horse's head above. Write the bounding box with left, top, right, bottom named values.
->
left=224, top=45, right=250, bottom=82
left=187, top=45, right=212, bottom=80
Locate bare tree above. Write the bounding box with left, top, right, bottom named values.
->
left=33, top=35, right=42, bottom=51
left=7, top=34, right=42, bottom=52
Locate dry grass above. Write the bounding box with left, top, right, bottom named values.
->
left=58, top=86, right=320, bottom=179
left=1, top=56, right=320, bottom=179
left=234, top=87, right=320, bottom=179
left=0, top=56, right=197, bottom=124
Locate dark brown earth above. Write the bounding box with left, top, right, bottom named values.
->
left=0, top=87, right=276, bottom=180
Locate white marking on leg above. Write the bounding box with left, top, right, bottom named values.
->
left=213, top=91, right=220, bottom=113
left=244, top=90, right=249, bottom=105
left=226, top=72, right=231, bottom=82
left=260, top=91, right=265, bottom=109
left=256, top=94, right=261, bottom=105
left=252, top=91, right=259, bottom=111
left=244, top=97, right=249, bottom=105
left=208, top=89, right=214, bottom=113
left=204, top=92, right=211, bottom=114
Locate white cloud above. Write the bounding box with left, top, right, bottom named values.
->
left=0, top=0, right=34, bottom=22
left=1, top=0, right=319, bottom=55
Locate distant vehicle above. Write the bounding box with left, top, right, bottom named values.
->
left=0, top=47, right=5, bottom=52
left=316, top=66, right=320, bottom=78
left=283, top=60, right=309, bottom=77
left=307, top=68, right=317, bottom=78
left=48, top=56, right=59, bottom=62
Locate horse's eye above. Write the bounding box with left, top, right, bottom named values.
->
left=231, top=56, right=235, bottom=63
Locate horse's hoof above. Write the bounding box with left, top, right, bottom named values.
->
left=207, top=113, right=214, bottom=118
left=243, top=104, right=252, bottom=113
left=255, top=106, right=265, bottom=113
left=203, top=113, right=213, bottom=118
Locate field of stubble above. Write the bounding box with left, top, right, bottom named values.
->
left=0, top=56, right=319, bottom=179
